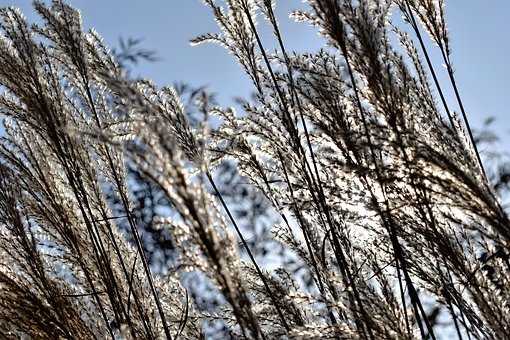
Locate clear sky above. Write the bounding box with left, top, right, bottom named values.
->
left=3, top=1, right=510, bottom=147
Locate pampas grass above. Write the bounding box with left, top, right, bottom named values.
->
left=0, top=0, right=508, bottom=339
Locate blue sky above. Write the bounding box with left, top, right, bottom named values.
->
left=3, top=1, right=510, bottom=147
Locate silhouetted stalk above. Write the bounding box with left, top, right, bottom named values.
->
left=395, top=257, right=412, bottom=338
left=206, top=170, right=290, bottom=332
left=232, top=2, right=344, bottom=329
left=316, top=1, right=435, bottom=337
left=58, top=0, right=172, bottom=329
left=83, top=79, right=171, bottom=340
left=240, top=3, right=373, bottom=337
left=51, top=9, right=160, bottom=335
left=277, top=150, right=340, bottom=328
left=261, top=6, right=376, bottom=337
left=32, top=70, right=117, bottom=338
left=400, top=1, right=456, bottom=130
left=402, top=1, right=487, bottom=184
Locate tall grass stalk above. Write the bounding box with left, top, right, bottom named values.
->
left=0, top=0, right=509, bottom=339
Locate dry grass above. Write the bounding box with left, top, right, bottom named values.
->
left=0, top=1, right=508, bottom=339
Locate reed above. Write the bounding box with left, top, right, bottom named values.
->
left=0, top=1, right=508, bottom=339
